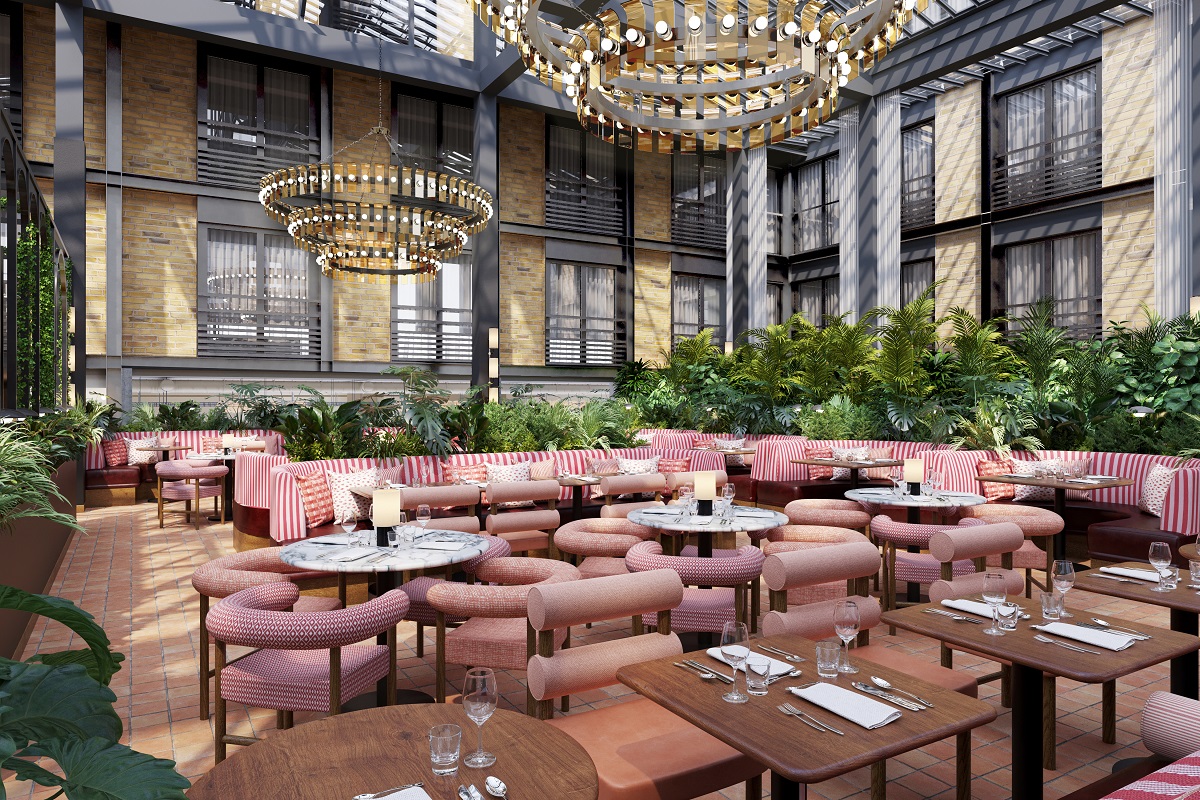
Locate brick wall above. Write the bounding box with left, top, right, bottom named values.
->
left=333, top=281, right=391, bottom=362
left=934, top=229, right=980, bottom=332
left=1102, top=18, right=1154, bottom=187
left=499, top=232, right=544, bottom=366
left=1102, top=194, right=1154, bottom=326
left=123, top=28, right=195, bottom=181
left=933, top=85, right=981, bottom=224
left=121, top=189, right=197, bottom=357
left=86, top=185, right=106, bottom=356
left=635, top=150, right=672, bottom=241
left=333, top=70, right=382, bottom=161
left=499, top=105, right=544, bottom=225
left=22, top=6, right=53, bottom=165
left=633, top=248, right=671, bottom=364
left=84, top=18, right=106, bottom=170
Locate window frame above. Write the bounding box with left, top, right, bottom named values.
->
left=671, top=153, right=727, bottom=250
left=791, top=155, right=840, bottom=254
left=390, top=250, right=474, bottom=363
left=390, top=85, right=475, bottom=177
left=794, top=276, right=840, bottom=328
left=900, top=259, right=935, bottom=308
left=544, top=118, right=625, bottom=235
left=671, top=273, right=726, bottom=345
left=545, top=260, right=623, bottom=366
left=0, top=3, right=24, bottom=136
left=997, top=230, right=1102, bottom=338
left=900, top=122, right=935, bottom=229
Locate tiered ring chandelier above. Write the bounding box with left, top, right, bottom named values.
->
left=474, top=0, right=927, bottom=151
left=258, top=65, right=493, bottom=283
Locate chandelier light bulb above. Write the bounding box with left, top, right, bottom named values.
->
left=720, top=13, right=736, bottom=32
left=688, top=15, right=703, bottom=32
left=751, top=16, right=767, bottom=34
left=655, top=19, right=673, bottom=39
left=600, top=37, right=615, bottom=51
left=837, top=50, right=849, bottom=63
left=625, top=26, right=640, bottom=41
left=826, top=38, right=839, bottom=52
left=570, top=61, right=582, bottom=73
left=505, top=17, right=517, bottom=29
left=782, top=20, right=799, bottom=37
left=582, top=48, right=595, bottom=62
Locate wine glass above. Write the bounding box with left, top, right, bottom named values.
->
left=927, top=470, right=944, bottom=501
left=720, top=621, right=749, bottom=704
left=338, top=511, right=357, bottom=538
left=722, top=482, right=736, bottom=504
left=1149, top=542, right=1174, bottom=593
left=833, top=600, right=860, bottom=673
left=981, top=572, right=1007, bottom=636
left=462, top=667, right=497, bottom=768
left=1051, top=559, right=1076, bottom=614
left=890, top=466, right=906, bottom=497
left=362, top=503, right=375, bottom=546
left=416, top=504, right=432, bottom=535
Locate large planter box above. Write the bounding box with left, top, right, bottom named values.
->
left=0, top=459, right=78, bottom=659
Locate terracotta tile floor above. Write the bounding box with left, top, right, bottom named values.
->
left=3, top=504, right=1176, bottom=799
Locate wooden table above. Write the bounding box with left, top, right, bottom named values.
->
left=976, top=473, right=1134, bottom=559
left=616, top=634, right=995, bottom=800
left=882, top=601, right=1200, bottom=799
left=1076, top=562, right=1200, bottom=699
left=186, top=705, right=599, bottom=800
left=791, top=458, right=903, bottom=489
left=558, top=474, right=601, bottom=519
left=133, top=443, right=192, bottom=460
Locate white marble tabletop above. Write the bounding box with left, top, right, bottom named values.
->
left=279, top=529, right=489, bottom=573
left=627, top=505, right=787, bottom=533
left=845, top=488, right=987, bottom=509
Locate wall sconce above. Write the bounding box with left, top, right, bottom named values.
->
left=487, top=327, right=500, bottom=402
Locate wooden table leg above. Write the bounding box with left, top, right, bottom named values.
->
left=1053, top=489, right=1067, bottom=560
left=770, top=773, right=802, bottom=800
left=1011, top=663, right=1045, bottom=800
left=1102, top=680, right=1116, bottom=744
left=1171, top=608, right=1200, bottom=699
left=870, top=760, right=886, bottom=800
left=1043, top=674, right=1056, bottom=770
left=955, top=732, right=971, bottom=800
left=744, top=773, right=762, bottom=799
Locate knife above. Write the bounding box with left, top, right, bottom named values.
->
left=852, top=682, right=925, bottom=711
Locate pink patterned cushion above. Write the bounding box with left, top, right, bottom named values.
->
left=126, top=436, right=160, bottom=465
left=220, top=644, right=390, bottom=712
left=528, top=458, right=557, bottom=481
left=327, top=468, right=376, bottom=521
left=447, top=462, right=488, bottom=483
left=806, top=446, right=834, bottom=479
left=161, top=481, right=223, bottom=501
left=1101, top=753, right=1200, bottom=799
left=101, top=439, right=129, bottom=467
left=831, top=446, right=870, bottom=481
left=893, top=552, right=976, bottom=584
left=625, top=541, right=764, bottom=586
left=487, top=461, right=531, bottom=483
left=658, top=457, right=691, bottom=474
left=446, top=616, right=567, bottom=671
left=864, top=447, right=895, bottom=479
left=1139, top=463, right=1180, bottom=517
left=641, top=587, right=735, bottom=633
left=399, top=575, right=463, bottom=625
left=295, top=471, right=335, bottom=528
left=977, top=459, right=1015, bottom=501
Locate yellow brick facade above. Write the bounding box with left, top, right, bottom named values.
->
left=123, top=28, right=196, bottom=181
left=933, top=85, right=981, bottom=224
left=84, top=18, right=106, bottom=170
left=22, top=6, right=54, bottom=165
left=86, top=186, right=106, bottom=356
left=499, top=106, right=544, bottom=225
left=332, top=282, right=392, bottom=362
left=1102, top=17, right=1154, bottom=187
left=121, top=189, right=197, bottom=358
left=634, top=151, right=672, bottom=242
left=934, top=229, right=981, bottom=331
left=499, top=233, right=545, bottom=366
left=633, top=248, right=671, bottom=365
left=1102, top=194, right=1155, bottom=326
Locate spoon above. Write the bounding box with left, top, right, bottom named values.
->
left=673, top=662, right=718, bottom=680
left=485, top=776, right=508, bottom=799
left=870, top=676, right=934, bottom=707
left=1090, top=618, right=1151, bottom=638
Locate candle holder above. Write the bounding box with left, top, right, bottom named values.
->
left=375, top=526, right=392, bottom=547
left=908, top=482, right=921, bottom=496
left=697, top=498, right=713, bottom=517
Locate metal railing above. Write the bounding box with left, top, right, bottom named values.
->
left=901, top=175, right=935, bottom=229
left=545, top=315, right=625, bottom=366
left=672, top=200, right=726, bottom=250
left=1004, top=295, right=1103, bottom=339
left=198, top=120, right=320, bottom=190
left=992, top=129, right=1102, bottom=209
left=392, top=307, right=472, bottom=362
left=197, top=295, right=322, bottom=359
left=545, top=178, right=624, bottom=235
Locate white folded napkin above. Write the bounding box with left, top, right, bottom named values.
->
left=639, top=507, right=683, bottom=516
left=855, top=488, right=892, bottom=495
left=314, top=533, right=358, bottom=545
left=734, top=508, right=777, bottom=517
left=463, top=479, right=488, bottom=487
left=1099, top=566, right=1160, bottom=583
left=326, top=547, right=380, bottom=563
left=788, top=683, right=902, bottom=729
left=377, top=787, right=432, bottom=800
left=1032, top=622, right=1136, bottom=651
left=705, top=646, right=791, bottom=677
left=416, top=541, right=468, bottom=551
left=940, top=599, right=995, bottom=618
left=1086, top=475, right=1120, bottom=481
left=386, top=482, right=408, bottom=489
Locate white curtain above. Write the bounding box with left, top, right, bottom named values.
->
left=548, top=126, right=582, bottom=200
left=1052, top=69, right=1097, bottom=165
left=673, top=275, right=701, bottom=337
left=799, top=281, right=823, bottom=326
left=1005, top=87, right=1045, bottom=173
left=1005, top=242, right=1044, bottom=317
left=794, top=161, right=823, bottom=252
left=206, top=230, right=257, bottom=338
left=702, top=278, right=724, bottom=342
left=900, top=261, right=933, bottom=307
left=263, top=234, right=311, bottom=349
left=395, top=94, right=438, bottom=171
left=440, top=103, right=473, bottom=177
left=263, top=67, right=309, bottom=158
left=901, top=125, right=934, bottom=185
left=207, top=58, right=257, bottom=153
left=1051, top=234, right=1096, bottom=331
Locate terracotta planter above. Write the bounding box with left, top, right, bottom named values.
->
left=0, top=459, right=78, bottom=659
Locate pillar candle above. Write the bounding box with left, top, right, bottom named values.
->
left=694, top=471, right=717, bottom=501
left=903, top=459, right=924, bottom=484
left=372, top=489, right=404, bottom=527
left=221, top=433, right=235, bottom=450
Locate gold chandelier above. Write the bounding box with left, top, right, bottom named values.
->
left=474, top=0, right=928, bottom=151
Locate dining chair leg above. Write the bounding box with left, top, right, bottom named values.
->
left=734, top=584, right=746, bottom=628
left=750, top=576, right=761, bottom=633
left=886, top=543, right=897, bottom=636
left=329, top=648, right=342, bottom=715
left=940, top=643, right=952, bottom=669
left=338, top=573, right=347, bottom=608
left=870, top=760, right=886, bottom=800
left=1000, top=664, right=1012, bottom=708
left=435, top=612, right=447, bottom=704
left=276, top=710, right=286, bottom=729
left=157, top=478, right=164, bottom=528
left=220, top=476, right=226, bottom=524
left=744, top=773, right=763, bottom=799
left=632, top=616, right=644, bottom=635
left=1102, top=680, right=1116, bottom=743
left=955, top=732, right=970, bottom=800
left=199, top=595, right=210, bottom=720
left=387, top=626, right=398, bottom=706
left=214, top=641, right=227, bottom=765
left=416, top=622, right=425, bottom=658
left=1042, top=674, right=1056, bottom=770
left=193, top=482, right=201, bottom=530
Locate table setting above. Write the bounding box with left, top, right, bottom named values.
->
left=279, top=529, right=489, bottom=573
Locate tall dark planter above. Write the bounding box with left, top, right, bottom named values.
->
left=0, top=459, right=77, bottom=659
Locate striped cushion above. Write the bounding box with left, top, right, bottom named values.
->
left=808, top=447, right=835, bottom=479
left=1163, top=469, right=1200, bottom=535
left=977, top=459, right=1015, bottom=501
left=296, top=471, right=335, bottom=528
left=529, top=458, right=557, bottom=480
left=101, top=439, right=129, bottom=467
left=864, top=447, right=895, bottom=479
left=447, top=462, right=488, bottom=483
left=234, top=453, right=289, bottom=509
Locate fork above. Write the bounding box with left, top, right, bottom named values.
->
left=923, top=608, right=983, bottom=624
left=780, top=703, right=844, bottom=735
left=778, top=703, right=825, bottom=732
left=759, top=644, right=807, bottom=662
left=1033, top=634, right=1101, bottom=655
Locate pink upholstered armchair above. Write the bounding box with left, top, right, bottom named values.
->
left=957, top=503, right=1064, bottom=596
left=205, top=583, right=408, bottom=763
left=425, top=556, right=580, bottom=703
left=485, top=480, right=562, bottom=555
left=190, top=549, right=341, bottom=720
left=155, top=460, right=228, bottom=529
left=624, top=540, right=764, bottom=632
left=782, top=498, right=872, bottom=532
left=552, top=518, right=659, bottom=579
left=869, top=515, right=985, bottom=616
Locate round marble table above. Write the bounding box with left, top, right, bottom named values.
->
left=627, top=506, right=787, bottom=557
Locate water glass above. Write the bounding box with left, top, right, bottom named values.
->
left=1161, top=565, right=1180, bottom=591
left=386, top=528, right=401, bottom=549
left=981, top=572, right=1007, bottom=636
left=815, top=641, right=841, bottom=679
left=1150, top=542, right=1174, bottom=593
left=428, top=724, right=461, bottom=776
left=1188, top=560, right=1200, bottom=589
left=997, top=602, right=1021, bottom=631
left=833, top=599, right=860, bottom=674
left=1039, top=590, right=1063, bottom=620
left=744, top=655, right=770, bottom=696
left=1051, top=560, right=1076, bottom=616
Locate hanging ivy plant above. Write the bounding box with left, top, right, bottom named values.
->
left=14, top=225, right=70, bottom=412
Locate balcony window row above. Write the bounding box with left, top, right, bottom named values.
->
left=545, top=123, right=622, bottom=235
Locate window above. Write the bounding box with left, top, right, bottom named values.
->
left=335, top=0, right=473, bottom=59
left=994, top=67, right=1100, bottom=208
left=393, top=92, right=473, bottom=176
left=767, top=171, right=783, bottom=255
left=1001, top=231, right=1101, bottom=336
left=199, top=55, right=318, bottom=189
left=793, top=157, right=839, bottom=252
left=796, top=276, right=840, bottom=327
left=392, top=255, right=473, bottom=362
left=901, top=260, right=934, bottom=307
left=901, top=124, right=935, bottom=228
left=672, top=274, right=725, bottom=344
left=546, top=123, right=623, bottom=235
left=198, top=227, right=320, bottom=358
left=672, top=154, right=727, bottom=250
left=546, top=262, right=622, bottom=365
left=767, top=283, right=785, bottom=326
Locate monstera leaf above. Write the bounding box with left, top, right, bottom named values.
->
left=0, top=660, right=121, bottom=749
left=0, top=586, right=122, bottom=685
left=8, top=737, right=189, bottom=800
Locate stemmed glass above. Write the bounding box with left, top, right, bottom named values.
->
left=363, top=503, right=375, bottom=546
left=1149, top=542, right=1174, bottom=593
left=833, top=600, right=860, bottom=673
left=1051, top=560, right=1076, bottom=613
left=416, top=504, right=432, bottom=538
left=890, top=466, right=906, bottom=498
left=338, top=511, right=357, bottom=539
left=720, top=621, right=750, bottom=704
left=462, top=667, right=497, bottom=768
left=927, top=470, right=944, bottom=501
left=981, top=572, right=1008, bottom=636
left=678, top=484, right=694, bottom=514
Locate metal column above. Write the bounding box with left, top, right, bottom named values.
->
left=726, top=147, right=768, bottom=341
left=471, top=92, right=500, bottom=390
left=55, top=0, right=86, bottom=405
